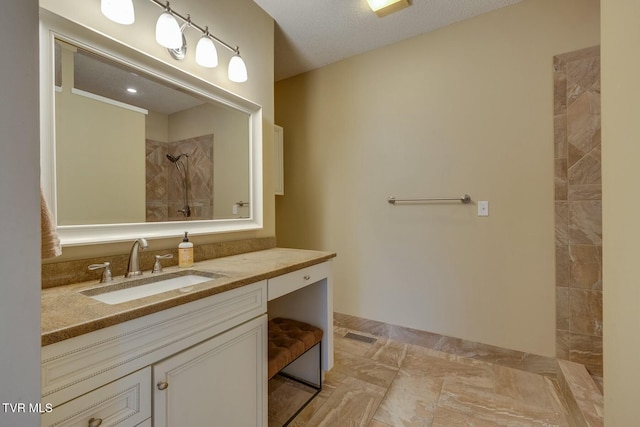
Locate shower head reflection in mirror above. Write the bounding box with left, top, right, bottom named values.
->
left=40, top=10, right=263, bottom=246
left=166, top=153, right=191, bottom=218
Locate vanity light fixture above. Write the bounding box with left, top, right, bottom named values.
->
left=366, top=0, right=410, bottom=17
left=167, top=20, right=189, bottom=61
left=195, top=28, right=218, bottom=68
left=155, top=4, right=182, bottom=49
left=101, top=0, right=135, bottom=25
left=228, top=52, right=248, bottom=83
left=101, top=0, right=248, bottom=82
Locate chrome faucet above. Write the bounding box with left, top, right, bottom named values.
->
left=125, top=237, right=148, bottom=277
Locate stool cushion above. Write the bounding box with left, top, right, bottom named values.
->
left=268, top=318, right=323, bottom=380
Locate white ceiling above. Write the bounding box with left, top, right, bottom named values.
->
left=253, top=0, right=523, bottom=81
left=57, top=41, right=205, bottom=115
left=75, top=49, right=203, bottom=115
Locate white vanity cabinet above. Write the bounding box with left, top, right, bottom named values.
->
left=41, top=281, right=267, bottom=427
left=41, top=254, right=335, bottom=427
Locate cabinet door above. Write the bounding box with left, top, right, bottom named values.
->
left=153, top=315, right=267, bottom=427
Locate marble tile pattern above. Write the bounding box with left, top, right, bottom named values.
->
left=146, top=134, right=214, bottom=221
left=553, top=46, right=602, bottom=377
left=557, top=360, right=603, bottom=426
left=268, top=376, right=318, bottom=426
left=269, top=325, right=574, bottom=426
left=145, top=139, right=169, bottom=221
left=334, top=313, right=558, bottom=378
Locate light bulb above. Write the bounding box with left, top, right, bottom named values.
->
left=155, top=11, right=182, bottom=49
left=101, top=0, right=135, bottom=25
left=195, top=36, right=218, bottom=68
left=228, top=54, right=248, bottom=83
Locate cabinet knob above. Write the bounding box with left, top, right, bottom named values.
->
left=157, top=381, right=169, bottom=390
left=303, top=275, right=310, bottom=281
left=88, top=418, right=103, bottom=427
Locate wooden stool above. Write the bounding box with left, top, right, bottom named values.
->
left=268, top=318, right=323, bottom=426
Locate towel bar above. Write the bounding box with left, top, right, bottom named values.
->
left=388, top=194, right=471, bottom=204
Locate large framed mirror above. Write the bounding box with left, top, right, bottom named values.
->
left=40, top=10, right=263, bottom=246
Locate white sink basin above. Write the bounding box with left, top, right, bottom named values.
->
left=82, top=271, right=223, bottom=305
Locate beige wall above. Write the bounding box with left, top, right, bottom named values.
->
left=601, top=0, right=640, bottom=423
left=55, top=88, right=146, bottom=225
left=40, top=0, right=274, bottom=259
left=276, top=0, right=600, bottom=356
left=1, top=0, right=41, bottom=425
left=146, top=110, right=169, bottom=142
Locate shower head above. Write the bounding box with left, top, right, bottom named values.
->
left=166, top=153, right=189, bottom=163
left=165, top=152, right=191, bottom=219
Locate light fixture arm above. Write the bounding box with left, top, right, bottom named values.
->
left=206, top=34, right=239, bottom=56
left=148, top=0, right=240, bottom=55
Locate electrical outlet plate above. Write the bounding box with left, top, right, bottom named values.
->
left=478, top=201, right=489, bottom=217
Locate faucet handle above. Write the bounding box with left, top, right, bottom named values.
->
left=152, top=254, right=174, bottom=273
left=88, top=262, right=113, bottom=283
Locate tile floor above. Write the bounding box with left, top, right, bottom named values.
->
left=268, top=326, right=573, bottom=426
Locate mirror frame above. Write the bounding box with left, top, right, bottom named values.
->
left=39, top=10, right=263, bottom=246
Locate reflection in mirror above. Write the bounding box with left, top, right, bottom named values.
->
left=40, top=11, right=262, bottom=246
left=53, top=39, right=250, bottom=226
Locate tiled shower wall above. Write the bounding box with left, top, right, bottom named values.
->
left=554, top=46, right=602, bottom=376
left=146, top=134, right=214, bottom=221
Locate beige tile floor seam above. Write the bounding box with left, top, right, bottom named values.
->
left=268, top=327, right=573, bottom=426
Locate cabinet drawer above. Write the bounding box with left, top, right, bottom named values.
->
left=42, top=367, right=151, bottom=427
left=268, top=262, right=329, bottom=301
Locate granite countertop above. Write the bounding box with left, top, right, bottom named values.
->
left=41, top=247, right=336, bottom=347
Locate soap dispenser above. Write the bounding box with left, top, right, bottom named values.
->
left=178, top=232, right=194, bottom=267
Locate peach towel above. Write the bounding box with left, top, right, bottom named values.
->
left=41, top=187, right=61, bottom=259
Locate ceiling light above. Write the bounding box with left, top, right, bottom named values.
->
left=126, top=88, right=138, bottom=93
left=367, top=0, right=410, bottom=17
left=228, top=53, right=248, bottom=83
left=101, top=0, right=135, bottom=25
left=155, top=7, right=182, bottom=49
left=195, top=31, right=218, bottom=68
